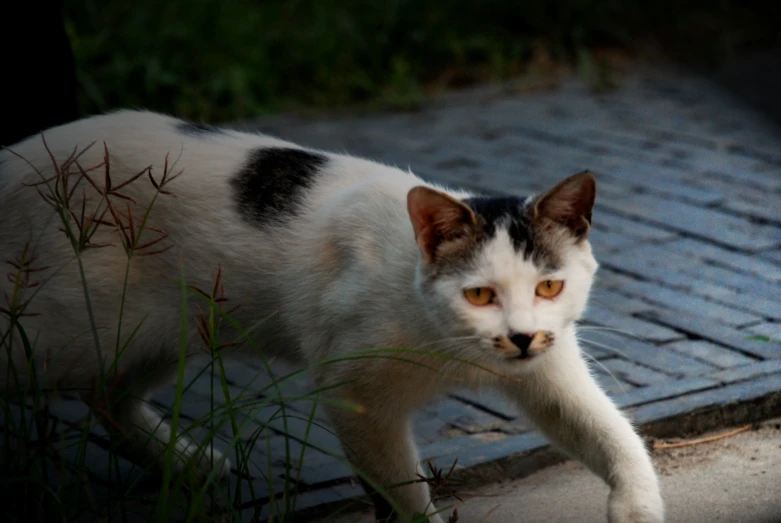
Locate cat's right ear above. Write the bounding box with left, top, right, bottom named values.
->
left=533, top=170, right=596, bottom=240
left=407, top=186, right=477, bottom=263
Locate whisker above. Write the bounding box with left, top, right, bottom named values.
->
left=576, top=324, right=652, bottom=343
left=580, top=350, right=628, bottom=397
left=411, top=336, right=482, bottom=352
left=578, top=338, right=632, bottom=361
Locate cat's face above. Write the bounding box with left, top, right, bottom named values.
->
left=408, top=172, right=598, bottom=372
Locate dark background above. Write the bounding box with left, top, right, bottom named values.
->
left=3, top=0, right=781, bottom=144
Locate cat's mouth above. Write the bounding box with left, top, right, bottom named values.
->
left=493, top=330, right=555, bottom=361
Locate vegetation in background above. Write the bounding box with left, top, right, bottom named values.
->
left=64, top=0, right=781, bottom=122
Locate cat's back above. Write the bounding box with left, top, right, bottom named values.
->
left=0, top=109, right=296, bottom=207
left=0, top=109, right=434, bottom=379
left=0, top=110, right=334, bottom=376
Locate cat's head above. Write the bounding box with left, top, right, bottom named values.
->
left=407, top=171, right=598, bottom=372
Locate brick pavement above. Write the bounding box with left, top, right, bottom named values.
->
left=2, top=65, right=780, bottom=521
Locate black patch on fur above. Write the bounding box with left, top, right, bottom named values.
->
left=359, top=477, right=398, bottom=522
left=463, top=195, right=561, bottom=271
left=175, top=120, right=225, bottom=136
left=463, top=196, right=532, bottom=251
left=231, top=147, right=328, bottom=225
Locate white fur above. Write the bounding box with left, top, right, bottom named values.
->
left=0, top=110, right=663, bottom=522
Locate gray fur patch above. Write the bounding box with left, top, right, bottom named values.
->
left=462, top=195, right=564, bottom=272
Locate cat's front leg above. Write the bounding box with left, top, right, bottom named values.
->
left=497, top=346, right=663, bottom=523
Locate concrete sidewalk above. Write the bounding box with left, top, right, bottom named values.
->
left=330, top=419, right=781, bottom=523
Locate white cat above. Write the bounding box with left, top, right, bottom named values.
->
left=0, top=110, right=663, bottom=522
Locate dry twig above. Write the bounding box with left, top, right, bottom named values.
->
left=652, top=424, right=752, bottom=450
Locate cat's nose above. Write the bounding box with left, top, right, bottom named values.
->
left=509, top=332, right=533, bottom=351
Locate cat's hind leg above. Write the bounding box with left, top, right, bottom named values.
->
left=324, top=398, right=444, bottom=523
left=80, top=360, right=232, bottom=481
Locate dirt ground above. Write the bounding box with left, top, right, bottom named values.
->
left=331, top=418, right=781, bottom=523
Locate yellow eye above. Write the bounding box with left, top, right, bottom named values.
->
left=536, top=280, right=564, bottom=299
left=463, top=287, right=496, bottom=306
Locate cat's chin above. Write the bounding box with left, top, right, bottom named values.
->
left=500, top=353, right=547, bottom=374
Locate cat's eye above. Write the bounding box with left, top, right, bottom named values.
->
left=463, top=287, right=496, bottom=306
left=536, top=280, right=564, bottom=299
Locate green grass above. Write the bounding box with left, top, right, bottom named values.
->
left=0, top=137, right=480, bottom=522
left=63, top=0, right=781, bottom=123
left=0, top=137, right=490, bottom=523
left=748, top=334, right=781, bottom=344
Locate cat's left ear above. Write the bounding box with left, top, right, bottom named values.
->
left=534, top=170, right=596, bottom=240
left=407, top=186, right=477, bottom=263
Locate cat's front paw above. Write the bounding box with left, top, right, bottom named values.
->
left=608, top=486, right=664, bottom=523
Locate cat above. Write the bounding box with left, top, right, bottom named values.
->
left=0, top=110, right=664, bottom=523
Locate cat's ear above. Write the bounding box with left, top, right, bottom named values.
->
left=534, top=170, right=596, bottom=240
left=407, top=186, right=477, bottom=263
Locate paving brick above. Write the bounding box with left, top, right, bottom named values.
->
left=605, top=248, right=781, bottom=318
left=703, top=160, right=781, bottom=191
left=576, top=339, right=614, bottom=360
left=627, top=371, right=781, bottom=425
left=684, top=175, right=781, bottom=224
left=589, top=180, right=632, bottom=199
left=616, top=279, right=763, bottom=327
left=682, top=150, right=781, bottom=191
left=44, top=396, right=93, bottom=427
left=676, top=263, right=781, bottom=306
left=291, top=481, right=367, bottom=512
left=603, top=165, right=727, bottom=205
left=429, top=397, right=505, bottom=434
left=663, top=340, right=759, bottom=369
left=604, top=249, right=695, bottom=287
left=589, top=229, right=640, bottom=254
left=498, top=133, right=731, bottom=207
left=745, top=322, right=781, bottom=342
left=664, top=238, right=781, bottom=283
left=597, top=210, right=679, bottom=241
left=588, top=288, right=657, bottom=315
left=253, top=406, right=344, bottom=456
left=760, top=249, right=781, bottom=266
left=424, top=431, right=548, bottom=470
left=720, top=190, right=781, bottom=224
left=582, top=303, right=685, bottom=343
left=592, top=367, right=635, bottom=396
left=262, top=432, right=342, bottom=470
left=707, top=360, right=781, bottom=384
left=592, top=269, right=638, bottom=290
left=58, top=437, right=147, bottom=485
left=672, top=275, right=781, bottom=319
left=412, top=410, right=449, bottom=444
left=449, top=389, right=519, bottom=421
left=487, top=135, right=686, bottom=195
left=599, top=359, right=671, bottom=386
left=612, top=376, right=720, bottom=409
left=638, top=308, right=781, bottom=359
left=298, top=459, right=354, bottom=486
left=416, top=433, right=495, bottom=462
left=601, top=193, right=781, bottom=251
left=581, top=331, right=718, bottom=377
